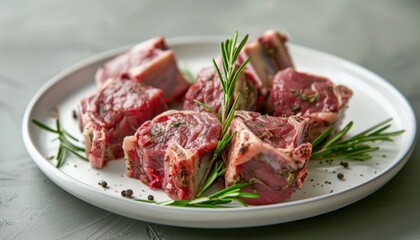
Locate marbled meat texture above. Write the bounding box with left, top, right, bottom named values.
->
left=78, top=78, right=167, bottom=168
left=267, top=68, right=353, bottom=140
left=183, top=66, right=261, bottom=114
left=123, top=110, right=221, bottom=199
left=224, top=111, right=312, bottom=205
left=95, top=36, right=190, bottom=101
left=238, top=29, right=294, bottom=96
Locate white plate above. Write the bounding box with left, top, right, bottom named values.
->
left=23, top=37, right=416, bottom=228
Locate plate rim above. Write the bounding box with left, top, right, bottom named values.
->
left=22, top=36, right=417, bottom=227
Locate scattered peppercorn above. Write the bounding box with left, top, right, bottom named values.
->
left=147, top=195, right=154, bottom=201
left=121, top=190, right=126, bottom=197
left=126, top=189, right=133, bottom=198
left=337, top=173, right=344, bottom=180
left=340, top=161, right=349, bottom=168
left=98, top=180, right=107, bottom=188
left=72, top=110, right=78, bottom=119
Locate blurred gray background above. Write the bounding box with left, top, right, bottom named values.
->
left=1, top=0, right=419, bottom=239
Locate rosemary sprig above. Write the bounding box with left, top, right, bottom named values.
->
left=134, top=181, right=259, bottom=208
left=32, top=118, right=87, bottom=167
left=311, top=118, right=405, bottom=161
left=198, top=160, right=226, bottom=196
left=194, top=32, right=250, bottom=197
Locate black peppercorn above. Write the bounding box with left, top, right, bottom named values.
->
left=340, top=161, right=349, bottom=168
left=147, top=195, right=154, bottom=201
left=126, top=189, right=133, bottom=198
left=99, top=180, right=107, bottom=188
left=121, top=190, right=126, bottom=197
left=337, top=173, right=344, bottom=180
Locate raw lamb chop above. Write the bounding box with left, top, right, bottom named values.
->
left=78, top=78, right=167, bottom=168
left=183, top=66, right=261, bottom=113
left=123, top=110, right=221, bottom=199
left=95, top=36, right=190, bottom=101
left=238, top=29, right=294, bottom=95
left=224, top=111, right=312, bottom=205
left=267, top=68, right=353, bottom=140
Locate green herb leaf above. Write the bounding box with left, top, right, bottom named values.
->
left=31, top=119, right=59, bottom=133
left=133, top=180, right=258, bottom=208
left=311, top=119, right=404, bottom=161
left=32, top=118, right=87, bottom=167
left=308, top=93, right=319, bottom=103
left=197, top=160, right=226, bottom=197
left=193, top=100, right=222, bottom=124
left=194, top=32, right=251, bottom=198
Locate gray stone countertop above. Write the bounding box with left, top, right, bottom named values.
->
left=1, top=0, right=419, bottom=239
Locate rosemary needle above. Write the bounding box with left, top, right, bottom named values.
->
left=134, top=181, right=259, bottom=208
left=32, top=118, right=87, bottom=167
left=311, top=118, right=404, bottom=161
